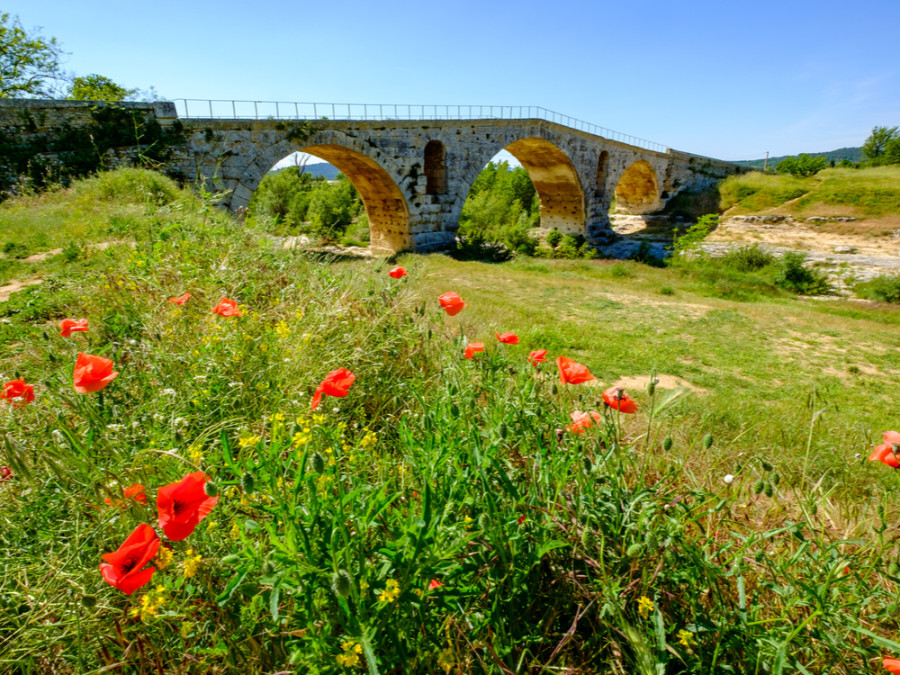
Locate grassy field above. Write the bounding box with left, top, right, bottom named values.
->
left=2, top=170, right=900, bottom=673
left=719, top=166, right=900, bottom=221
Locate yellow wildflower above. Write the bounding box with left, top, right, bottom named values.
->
left=230, top=521, right=241, bottom=539
left=275, top=321, right=291, bottom=339
left=238, top=435, right=260, bottom=449
left=359, top=429, right=378, bottom=449
left=437, top=647, right=455, bottom=673
left=180, top=621, right=193, bottom=639
left=188, top=445, right=204, bottom=464
left=312, top=413, right=326, bottom=425
left=336, top=639, right=363, bottom=668
left=129, top=585, right=168, bottom=621
left=182, top=549, right=203, bottom=579
left=677, top=629, right=696, bottom=648
left=378, top=578, right=401, bottom=604
left=153, top=545, right=173, bottom=570
left=637, top=596, right=655, bottom=620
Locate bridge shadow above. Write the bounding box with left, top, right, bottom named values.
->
left=598, top=213, right=720, bottom=264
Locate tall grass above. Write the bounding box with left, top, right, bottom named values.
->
left=1, top=170, right=899, bottom=672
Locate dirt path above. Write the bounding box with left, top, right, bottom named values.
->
left=0, top=278, right=43, bottom=302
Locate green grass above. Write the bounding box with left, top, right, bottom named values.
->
left=719, top=166, right=900, bottom=217
left=2, top=169, right=900, bottom=673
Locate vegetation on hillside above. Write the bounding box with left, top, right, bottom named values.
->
left=1, top=169, right=900, bottom=672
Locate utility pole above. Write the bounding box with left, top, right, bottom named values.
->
left=764, top=151, right=770, bottom=172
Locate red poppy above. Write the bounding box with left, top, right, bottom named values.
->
left=388, top=266, right=407, bottom=279
left=0, top=466, right=11, bottom=480
left=73, top=353, right=118, bottom=394
left=169, top=293, right=192, bottom=306
left=99, top=524, right=160, bottom=595
left=518, top=515, right=526, bottom=525
left=528, top=349, right=548, bottom=366
left=884, top=658, right=900, bottom=674
left=59, top=318, right=89, bottom=338
left=310, top=368, right=356, bottom=411
left=211, top=298, right=242, bottom=317
left=567, top=410, right=602, bottom=434
left=105, top=483, right=148, bottom=507
left=438, top=292, right=466, bottom=317
left=869, top=431, right=900, bottom=468
left=1, top=378, right=35, bottom=406
left=464, top=342, right=485, bottom=359
left=495, top=332, right=519, bottom=345
left=602, top=386, right=639, bottom=414
left=556, top=356, right=595, bottom=385
left=157, top=471, right=219, bottom=541
left=428, top=578, right=443, bottom=590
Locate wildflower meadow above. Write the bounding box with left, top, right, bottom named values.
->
left=1, top=169, right=899, bottom=673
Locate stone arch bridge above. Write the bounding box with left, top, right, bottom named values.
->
left=0, top=100, right=746, bottom=254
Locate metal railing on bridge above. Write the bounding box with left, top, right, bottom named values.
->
left=171, top=99, right=668, bottom=153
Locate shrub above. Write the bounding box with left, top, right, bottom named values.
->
left=854, top=275, right=900, bottom=303
left=720, top=244, right=775, bottom=272
left=776, top=154, right=829, bottom=177
left=545, top=229, right=563, bottom=248
left=775, top=252, right=831, bottom=295
left=671, top=214, right=718, bottom=258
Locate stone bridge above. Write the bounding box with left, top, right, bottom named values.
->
left=0, top=100, right=746, bottom=253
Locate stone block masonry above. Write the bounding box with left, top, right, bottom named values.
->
left=0, top=100, right=748, bottom=254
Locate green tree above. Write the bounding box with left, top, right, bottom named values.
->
left=884, top=137, right=900, bottom=165
left=307, top=176, right=359, bottom=240
left=862, top=125, right=900, bottom=163
left=68, top=74, right=136, bottom=101
left=0, top=13, right=64, bottom=97
left=775, top=154, right=828, bottom=177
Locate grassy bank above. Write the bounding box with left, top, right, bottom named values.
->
left=2, top=170, right=900, bottom=673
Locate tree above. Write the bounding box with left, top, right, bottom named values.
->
left=775, top=154, right=828, bottom=177
left=862, top=126, right=900, bottom=163
left=68, top=74, right=136, bottom=101
left=0, top=13, right=64, bottom=98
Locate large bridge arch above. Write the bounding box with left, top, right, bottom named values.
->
left=234, top=131, right=412, bottom=253
left=456, top=134, right=586, bottom=236
left=612, top=159, right=661, bottom=215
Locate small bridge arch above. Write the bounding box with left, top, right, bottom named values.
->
left=613, top=159, right=661, bottom=215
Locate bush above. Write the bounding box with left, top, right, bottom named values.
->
left=720, top=244, right=775, bottom=272
left=545, top=229, right=563, bottom=248
left=307, top=178, right=360, bottom=241
left=671, top=214, right=717, bottom=258
left=775, top=252, right=830, bottom=295
left=776, top=154, right=829, bottom=177
left=854, top=275, right=900, bottom=303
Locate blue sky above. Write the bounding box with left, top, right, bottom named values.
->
left=11, top=0, right=900, bottom=161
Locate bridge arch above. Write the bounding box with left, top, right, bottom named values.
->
left=614, top=160, right=661, bottom=214
left=237, top=133, right=411, bottom=254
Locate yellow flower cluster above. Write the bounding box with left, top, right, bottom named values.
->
left=377, top=578, right=400, bottom=604
left=336, top=639, right=363, bottom=668
left=153, top=545, right=174, bottom=570
left=677, top=629, right=696, bottom=648
left=188, top=444, right=204, bottom=464
left=275, top=321, right=291, bottom=339
left=359, top=429, right=378, bottom=450
left=182, top=549, right=203, bottom=579
left=238, top=435, right=261, bottom=449
left=437, top=647, right=456, bottom=673
left=129, top=585, right=168, bottom=621
left=637, top=596, right=655, bottom=620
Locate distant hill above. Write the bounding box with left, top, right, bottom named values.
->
left=272, top=162, right=342, bottom=180
left=736, top=147, right=863, bottom=170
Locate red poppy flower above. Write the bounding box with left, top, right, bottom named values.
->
left=1, top=378, right=35, bottom=406
left=528, top=349, right=548, bottom=366
left=495, top=332, right=519, bottom=345
left=99, top=524, right=160, bottom=595
left=869, top=431, right=900, bottom=468
left=428, top=578, right=443, bottom=590
left=169, top=293, right=192, bottom=305
left=59, top=318, right=89, bottom=338
left=518, top=515, right=526, bottom=525
left=567, top=410, right=602, bottom=434
left=602, top=386, right=639, bottom=414
left=157, top=471, right=219, bottom=541
left=388, top=266, right=407, bottom=279
left=884, top=658, right=900, bottom=674
left=438, top=292, right=466, bottom=317
left=0, top=466, right=11, bottom=480
left=211, top=298, right=242, bottom=317
left=310, top=368, right=356, bottom=411
left=73, top=353, right=118, bottom=394
left=105, top=483, right=148, bottom=507
left=556, top=356, right=595, bottom=385
left=464, top=342, right=485, bottom=359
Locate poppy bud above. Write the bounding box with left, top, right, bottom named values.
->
left=582, top=456, right=592, bottom=473
left=662, top=436, right=673, bottom=452
left=204, top=481, right=218, bottom=497
left=771, top=473, right=780, bottom=485
left=310, top=452, right=326, bottom=475
left=581, top=528, right=597, bottom=549
left=645, top=532, right=658, bottom=550
left=240, top=472, right=256, bottom=495
left=332, top=569, right=353, bottom=599
left=753, top=480, right=765, bottom=495
left=647, top=377, right=659, bottom=396
left=761, top=460, right=773, bottom=472
left=477, top=513, right=490, bottom=531
left=81, top=595, right=97, bottom=609
left=625, top=543, right=643, bottom=558
left=222, top=554, right=241, bottom=565
left=764, top=482, right=774, bottom=498
left=890, top=563, right=900, bottom=577
left=702, top=434, right=714, bottom=449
